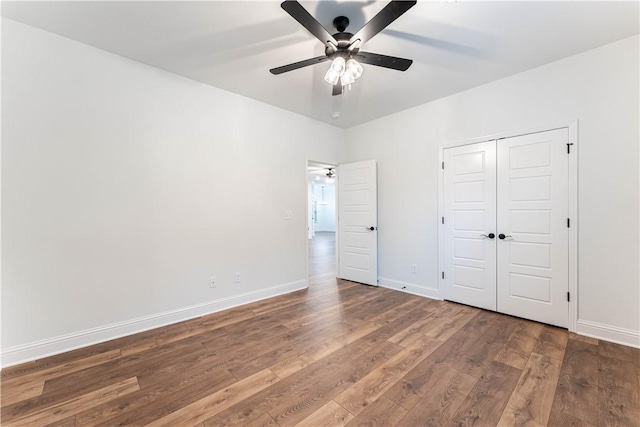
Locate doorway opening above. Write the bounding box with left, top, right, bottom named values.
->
left=307, top=161, right=337, bottom=279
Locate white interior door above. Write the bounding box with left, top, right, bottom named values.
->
left=443, top=141, right=497, bottom=310
left=337, top=160, right=378, bottom=286
left=496, top=129, right=569, bottom=327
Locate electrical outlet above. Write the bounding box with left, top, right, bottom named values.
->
left=284, top=210, right=293, bottom=220
left=209, top=277, right=217, bottom=288
left=234, top=272, right=241, bottom=283
left=411, top=264, right=417, bottom=274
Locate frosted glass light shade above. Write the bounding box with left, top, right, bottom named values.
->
left=330, top=57, right=346, bottom=73
left=324, top=57, right=346, bottom=85
left=341, top=72, right=355, bottom=86
left=345, top=59, right=363, bottom=80
left=324, top=68, right=340, bottom=85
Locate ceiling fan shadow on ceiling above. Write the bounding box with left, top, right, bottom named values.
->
left=383, top=29, right=487, bottom=59
left=269, top=0, right=417, bottom=96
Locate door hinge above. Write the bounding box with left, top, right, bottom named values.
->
left=441, top=162, right=445, bottom=169
left=567, top=143, right=574, bottom=154
left=442, top=272, right=445, bottom=279
left=567, top=291, right=570, bottom=302
left=567, top=218, right=570, bottom=228
left=442, top=217, right=444, bottom=224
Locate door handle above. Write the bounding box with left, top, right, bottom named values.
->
left=365, top=226, right=376, bottom=231
left=481, top=233, right=495, bottom=239
left=498, top=234, right=512, bottom=240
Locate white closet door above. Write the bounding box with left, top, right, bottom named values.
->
left=496, top=129, right=569, bottom=327
left=443, top=141, right=497, bottom=310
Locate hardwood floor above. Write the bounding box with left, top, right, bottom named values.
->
left=2, top=236, right=639, bottom=426
left=308, top=231, right=335, bottom=277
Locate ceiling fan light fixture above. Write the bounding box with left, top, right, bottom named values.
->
left=345, top=59, right=363, bottom=80
left=324, top=57, right=346, bottom=85
left=324, top=68, right=341, bottom=85
left=330, top=56, right=346, bottom=74
left=340, top=58, right=362, bottom=87
left=341, top=71, right=355, bottom=86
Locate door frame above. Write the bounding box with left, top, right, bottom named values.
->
left=437, top=120, right=579, bottom=332
left=305, top=159, right=339, bottom=285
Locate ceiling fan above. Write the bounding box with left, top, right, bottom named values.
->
left=270, top=0, right=417, bottom=96
left=324, top=168, right=336, bottom=183
left=308, top=166, right=336, bottom=182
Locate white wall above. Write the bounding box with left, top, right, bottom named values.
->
left=1, top=19, right=344, bottom=364
left=345, top=35, right=640, bottom=346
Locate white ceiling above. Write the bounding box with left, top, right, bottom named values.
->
left=2, top=1, right=638, bottom=128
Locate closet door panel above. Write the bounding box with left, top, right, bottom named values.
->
left=496, top=129, right=569, bottom=327
left=443, top=141, right=497, bottom=310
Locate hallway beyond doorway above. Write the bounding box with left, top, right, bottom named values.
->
left=309, top=231, right=335, bottom=278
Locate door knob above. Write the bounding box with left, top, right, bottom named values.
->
left=498, top=234, right=512, bottom=240
left=481, top=233, right=495, bottom=239
left=366, top=226, right=376, bottom=231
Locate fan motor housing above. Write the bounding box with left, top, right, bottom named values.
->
left=333, top=16, right=350, bottom=32
left=325, top=31, right=358, bottom=57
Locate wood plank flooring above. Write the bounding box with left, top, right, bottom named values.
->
left=2, top=235, right=639, bottom=426
left=308, top=232, right=335, bottom=278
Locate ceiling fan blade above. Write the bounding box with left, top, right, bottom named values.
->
left=281, top=1, right=338, bottom=47
left=332, top=78, right=343, bottom=96
left=270, top=56, right=329, bottom=75
left=354, top=51, right=413, bottom=71
left=349, top=1, right=417, bottom=46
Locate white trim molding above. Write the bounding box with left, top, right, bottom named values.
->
left=1, top=279, right=307, bottom=368
left=378, top=277, right=441, bottom=300
left=576, top=320, right=640, bottom=348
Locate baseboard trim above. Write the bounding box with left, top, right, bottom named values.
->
left=378, top=277, right=441, bottom=300
left=576, top=319, right=640, bottom=348
left=1, top=279, right=308, bottom=368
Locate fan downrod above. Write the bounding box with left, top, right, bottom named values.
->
left=332, top=16, right=350, bottom=32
